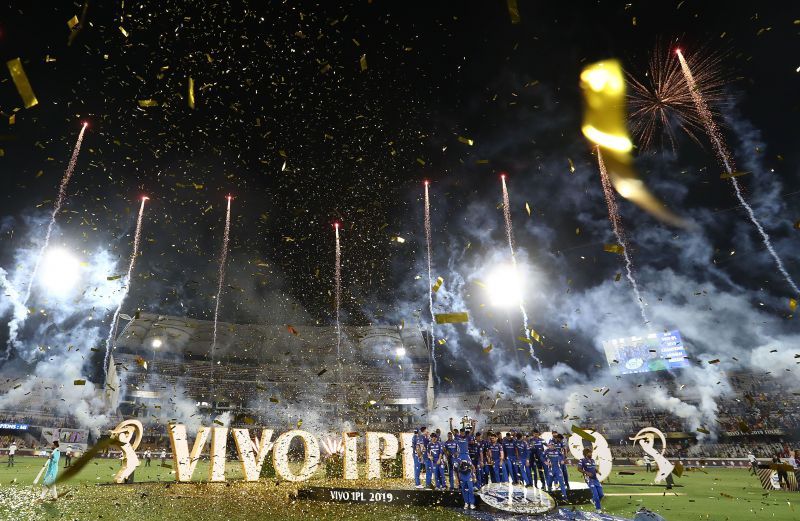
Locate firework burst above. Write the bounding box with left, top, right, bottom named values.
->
left=627, top=43, right=728, bottom=152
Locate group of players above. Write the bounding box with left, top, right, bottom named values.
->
left=411, top=419, right=604, bottom=512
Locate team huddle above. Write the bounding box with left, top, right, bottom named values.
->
left=411, top=420, right=604, bottom=512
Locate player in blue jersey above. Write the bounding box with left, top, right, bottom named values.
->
left=517, top=433, right=532, bottom=486
left=467, top=433, right=483, bottom=489
left=414, top=426, right=431, bottom=488
left=444, top=431, right=459, bottom=490
left=553, top=432, right=570, bottom=491
left=428, top=433, right=446, bottom=489
left=487, top=432, right=504, bottom=483
left=544, top=440, right=568, bottom=500
left=578, top=447, right=604, bottom=513
left=530, top=430, right=546, bottom=488
left=480, top=432, right=493, bottom=486
left=457, top=459, right=477, bottom=510
left=501, top=432, right=516, bottom=483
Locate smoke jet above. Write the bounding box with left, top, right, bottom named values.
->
left=5, top=123, right=88, bottom=358
left=596, top=148, right=649, bottom=325
left=210, top=196, right=233, bottom=393
left=103, top=196, right=149, bottom=379
left=499, top=174, right=542, bottom=373
left=677, top=50, right=799, bottom=295
left=423, top=181, right=439, bottom=384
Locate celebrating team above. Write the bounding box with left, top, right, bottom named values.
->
left=411, top=419, right=604, bottom=512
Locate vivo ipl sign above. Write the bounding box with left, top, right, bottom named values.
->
left=110, top=420, right=673, bottom=485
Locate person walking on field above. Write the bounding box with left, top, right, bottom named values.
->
left=144, top=449, right=152, bottom=467
left=7, top=441, right=17, bottom=467
left=160, top=448, right=167, bottom=466
left=643, top=454, right=652, bottom=472
left=40, top=441, right=61, bottom=501
left=747, top=451, right=758, bottom=475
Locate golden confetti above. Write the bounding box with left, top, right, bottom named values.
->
left=359, top=54, right=368, bottom=71
left=483, top=344, right=493, bottom=354
left=434, top=312, right=469, bottom=324
left=106, top=275, right=123, bottom=281
left=507, top=0, right=521, bottom=24
left=525, top=202, right=531, bottom=216
left=119, top=26, right=129, bottom=37
left=188, top=76, right=195, bottom=109
left=73, top=379, right=86, bottom=385
left=67, top=16, right=79, bottom=30
left=614, top=272, right=622, bottom=281
left=6, top=58, right=39, bottom=108
left=432, top=276, right=444, bottom=293
left=720, top=170, right=750, bottom=179
left=457, top=136, right=474, bottom=146
left=580, top=60, right=686, bottom=226
left=603, top=243, right=624, bottom=254
left=138, top=99, right=159, bottom=107
left=790, top=298, right=797, bottom=312
left=571, top=425, right=597, bottom=442
left=568, top=158, right=576, bottom=173
left=9, top=114, right=16, bottom=125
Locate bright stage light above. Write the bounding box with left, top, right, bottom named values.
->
left=151, top=338, right=163, bottom=348
left=39, top=248, right=80, bottom=297
left=395, top=347, right=406, bottom=357
left=487, top=264, right=524, bottom=308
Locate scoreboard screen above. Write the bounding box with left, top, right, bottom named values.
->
left=602, top=330, right=689, bottom=375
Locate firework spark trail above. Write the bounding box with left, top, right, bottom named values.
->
left=500, top=175, right=541, bottom=372
left=334, top=222, right=342, bottom=358
left=5, top=123, right=88, bottom=357
left=210, top=196, right=233, bottom=377
left=423, top=181, right=439, bottom=384
left=597, top=149, right=649, bottom=325
left=103, top=197, right=148, bottom=379
left=627, top=45, right=726, bottom=152
left=677, top=51, right=799, bottom=295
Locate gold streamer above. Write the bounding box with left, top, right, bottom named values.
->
left=188, top=77, right=195, bottom=109
left=580, top=60, right=686, bottom=227
left=6, top=58, right=39, bottom=108
left=434, top=312, right=469, bottom=324
left=507, top=0, right=521, bottom=24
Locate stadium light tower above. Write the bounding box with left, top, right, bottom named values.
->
left=486, top=264, right=524, bottom=308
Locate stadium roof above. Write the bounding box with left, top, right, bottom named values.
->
left=114, top=312, right=430, bottom=365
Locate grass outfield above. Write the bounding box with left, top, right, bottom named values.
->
left=0, top=457, right=796, bottom=520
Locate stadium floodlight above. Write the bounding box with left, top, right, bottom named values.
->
left=151, top=338, right=162, bottom=348
left=39, top=248, right=80, bottom=297
left=487, top=263, right=524, bottom=308
left=395, top=347, right=406, bottom=357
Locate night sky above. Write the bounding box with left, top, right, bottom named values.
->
left=1, top=1, right=798, bottom=389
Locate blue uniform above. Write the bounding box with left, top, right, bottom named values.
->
left=467, top=441, right=483, bottom=488
left=553, top=439, right=570, bottom=489
left=578, top=457, right=603, bottom=510
left=480, top=438, right=493, bottom=486
left=544, top=447, right=568, bottom=499
left=415, top=434, right=431, bottom=486
left=517, top=439, right=532, bottom=486
left=455, top=434, right=470, bottom=461
left=444, top=439, right=458, bottom=489
left=458, top=462, right=476, bottom=508
left=501, top=437, right=516, bottom=483
left=530, top=437, right=546, bottom=488
left=428, top=441, right=446, bottom=489
left=488, top=442, right=504, bottom=483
